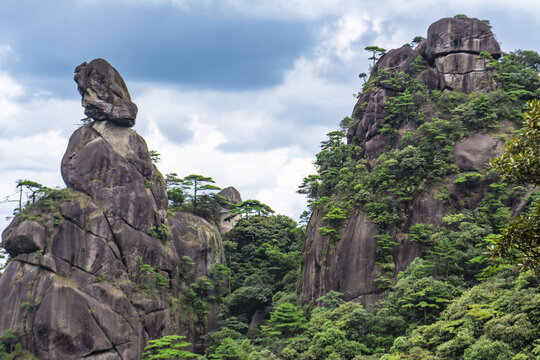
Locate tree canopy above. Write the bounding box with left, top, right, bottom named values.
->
left=489, top=99, right=540, bottom=272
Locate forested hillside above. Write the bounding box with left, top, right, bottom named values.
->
left=1, top=16, right=539, bottom=360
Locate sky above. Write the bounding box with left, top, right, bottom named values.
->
left=1, top=0, right=540, bottom=233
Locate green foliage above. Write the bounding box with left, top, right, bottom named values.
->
left=134, top=257, right=170, bottom=293
left=454, top=172, right=485, bottom=189
left=385, top=271, right=539, bottom=359
left=204, top=44, right=540, bottom=360
left=490, top=100, right=540, bottom=271
left=165, top=173, right=229, bottom=224
left=365, top=45, right=387, bottom=68
left=227, top=200, right=274, bottom=219
left=149, top=223, right=171, bottom=243
left=208, top=337, right=248, bottom=360
left=453, top=94, right=498, bottom=130
left=182, top=174, right=221, bottom=206
left=390, top=259, right=456, bottom=324
left=491, top=99, right=540, bottom=186
left=142, top=335, right=198, bottom=360
left=149, top=150, right=161, bottom=163
left=262, top=302, right=307, bottom=338
left=411, top=36, right=424, bottom=47
left=0, top=330, right=39, bottom=360
left=166, top=173, right=187, bottom=207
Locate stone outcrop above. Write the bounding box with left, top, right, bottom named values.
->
left=300, top=210, right=382, bottom=305
left=216, top=187, right=242, bottom=235
left=74, top=59, right=138, bottom=127
left=302, top=17, right=509, bottom=305
left=0, top=60, right=225, bottom=359
left=348, top=17, right=501, bottom=161
left=453, top=131, right=504, bottom=171
left=425, top=17, right=501, bottom=60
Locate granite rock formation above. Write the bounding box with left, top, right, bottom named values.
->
left=75, top=59, right=138, bottom=127
left=0, top=61, right=225, bottom=359
left=301, top=17, right=509, bottom=306
left=216, top=187, right=242, bottom=235
left=348, top=17, right=500, bottom=161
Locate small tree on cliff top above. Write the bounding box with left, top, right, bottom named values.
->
left=227, top=199, right=275, bottom=219
left=365, top=45, right=387, bottom=68
left=182, top=174, right=220, bottom=206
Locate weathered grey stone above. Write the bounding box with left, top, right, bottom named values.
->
left=50, top=219, right=125, bottom=277
left=0, top=262, right=43, bottom=336
left=426, top=17, right=501, bottom=60
left=453, top=132, right=501, bottom=171
left=32, top=282, right=114, bottom=359
left=417, top=67, right=440, bottom=90
left=349, top=88, right=389, bottom=144
left=217, top=187, right=242, bottom=235
left=61, top=122, right=166, bottom=233
left=2, top=220, right=46, bottom=257
left=74, top=59, right=137, bottom=127
left=434, top=53, right=497, bottom=92
left=374, top=46, right=419, bottom=75
left=59, top=195, right=99, bottom=230
left=109, top=217, right=176, bottom=275
left=435, top=52, right=488, bottom=74
left=144, top=310, right=177, bottom=340
left=84, top=351, right=122, bottom=360
left=218, top=187, right=242, bottom=204
left=168, top=212, right=225, bottom=279
left=364, top=134, right=388, bottom=161
left=0, top=58, right=226, bottom=359
left=92, top=121, right=154, bottom=178
left=300, top=210, right=382, bottom=305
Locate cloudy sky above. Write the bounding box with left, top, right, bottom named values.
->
left=1, top=0, right=539, bottom=231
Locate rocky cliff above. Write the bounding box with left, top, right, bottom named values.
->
left=300, top=17, right=524, bottom=305
left=0, top=59, right=225, bottom=359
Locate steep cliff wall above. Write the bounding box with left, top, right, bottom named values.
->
left=300, top=17, right=523, bottom=305
left=0, top=59, right=225, bottom=359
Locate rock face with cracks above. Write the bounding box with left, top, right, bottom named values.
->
left=74, top=59, right=138, bottom=128
left=0, top=61, right=225, bottom=360
left=216, top=187, right=243, bottom=235
left=301, top=17, right=508, bottom=306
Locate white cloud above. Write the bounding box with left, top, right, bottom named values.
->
left=128, top=13, right=374, bottom=220
left=0, top=131, right=67, bottom=231
left=2, top=0, right=540, bottom=236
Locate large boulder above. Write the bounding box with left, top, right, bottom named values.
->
left=2, top=220, right=46, bottom=257
left=74, top=59, right=138, bottom=127
left=425, top=17, right=501, bottom=60
left=453, top=132, right=504, bottom=171
left=216, top=187, right=242, bottom=235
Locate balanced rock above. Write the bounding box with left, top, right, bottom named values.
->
left=74, top=58, right=138, bottom=127
left=0, top=59, right=226, bottom=360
